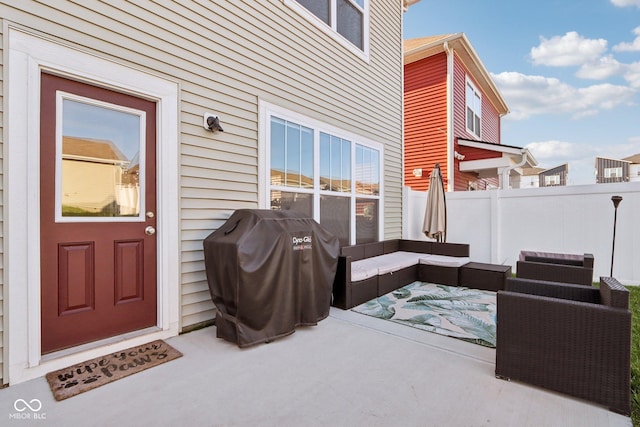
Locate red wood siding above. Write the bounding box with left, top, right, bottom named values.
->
left=404, top=53, right=448, bottom=191
left=452, top=54, right=501, bottom=144
left=404, top=51, right=505, bottom=192
left=451, top=54, right=503, bottom=191
left=481, top=96, right=501, bottom=143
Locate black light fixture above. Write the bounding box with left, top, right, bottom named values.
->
left=203, top=113, right=224, bottom=132
left=610, top=195, right=623, bottom=277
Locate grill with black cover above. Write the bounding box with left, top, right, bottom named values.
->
left=203, top=209, right=339, bottom=347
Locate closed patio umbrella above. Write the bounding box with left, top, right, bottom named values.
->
left=422, top=163, right=447, bottom=242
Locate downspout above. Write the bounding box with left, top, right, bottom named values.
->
left=501, top=149, right=528, bottom=189
left=444, top=41, right=454, bottom=191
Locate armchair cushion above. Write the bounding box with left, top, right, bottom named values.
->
left=519, top=250, right=594, bottom=268
left=505, top=277, right=599, bottom=303
left=516, top=260, right=594, bottom=286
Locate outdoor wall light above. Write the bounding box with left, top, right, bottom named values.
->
left=610, top=195, right=623, bottom=277
left=203, top=112, right=224, bottom=132
left=412, top=168, right=422, bottom=177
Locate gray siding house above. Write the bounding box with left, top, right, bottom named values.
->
left=595, top=154, right=640, bottom=184
left=0, top=0, right=417, bottom=385
left=539, top=164, right=568, bottom=187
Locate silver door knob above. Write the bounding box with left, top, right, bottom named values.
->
left=145, top=226, right=156, bottom=236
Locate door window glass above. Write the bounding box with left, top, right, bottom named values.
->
left=57, top=93, right=145, bottom=221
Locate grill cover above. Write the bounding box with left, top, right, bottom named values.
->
left=203, top=209, right=339, bottom=347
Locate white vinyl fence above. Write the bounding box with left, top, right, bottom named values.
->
left=402, top=182, right=640, bottom=284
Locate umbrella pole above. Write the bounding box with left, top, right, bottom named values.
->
left=439, top=164, right=447, bottom=243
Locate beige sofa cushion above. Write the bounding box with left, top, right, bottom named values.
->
left=419, top=254, right=470, bottom=268
left=350, top=251, right=468, bottom=282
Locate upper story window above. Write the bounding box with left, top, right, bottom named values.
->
left=466, top=78, right=482, bottom=138
left=288, top=0, right=369, bottom=58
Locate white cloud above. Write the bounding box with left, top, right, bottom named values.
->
left=531, top=32, right=607, bottom=67
left=526, top=140, right=583, bottom=160
left=624, top=62, right=640, bottom=87
left=492, top=72, right=636, bottom=120
left=610, top=0, right=640, bottom=8
left=576, top=55, right=624, bottom=80
left=529, top=30, right=640, bottom=85
left=613, top=26, right=640, bottom=52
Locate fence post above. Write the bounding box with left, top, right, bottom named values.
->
left=490, top=190, right=500, bottom=264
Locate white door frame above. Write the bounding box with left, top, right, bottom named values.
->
left=5, top=27, right=181, bottom=384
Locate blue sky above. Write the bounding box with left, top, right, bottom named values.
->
left=404, top=0, right=640, bottom=184
left=63, top=98, right=141, bottom=160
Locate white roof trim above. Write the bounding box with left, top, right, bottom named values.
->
left=459, top=157, right=512, bottom=172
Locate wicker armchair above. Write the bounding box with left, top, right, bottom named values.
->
left=496, top=277, right=631, bottom=415
left=516, top=250, right=594, bottom=286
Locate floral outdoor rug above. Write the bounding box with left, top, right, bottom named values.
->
left=352, top=281, right=497, bottom=347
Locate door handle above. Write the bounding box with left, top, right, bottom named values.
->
left=145, top=226, right=156, bottom=236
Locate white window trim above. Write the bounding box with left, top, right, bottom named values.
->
left=604, top=167, right=623, bottom=178
left=259, top=100, right=383, bottom=244
left=5, top=27, right=180, bottom=384
left=544, top=174, right=560, bottom=186
left=284, top=0, right=370, bottom=62
left=465, top=77, right=482, bottom=139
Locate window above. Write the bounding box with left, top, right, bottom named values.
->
left=289, top=0, right=368, bottom=56
left=466, top=79, right=481, bottom=138
left=604, top=167, right=622, bottom=178
left=264, top=104, right=382, bottom=246
left=58, top=94, right=145, bottom=221
left=544, top=174, right=560, bottom=186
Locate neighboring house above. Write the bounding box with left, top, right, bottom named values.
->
left=595, top=155, right=637, bottom=183
left=62, top=136, right=138, bottom=216
left=1, top=0, right=417, bottom=385
left=515, top=164, right=568, bottom=188
left=404, top=33, right=537, bottom=191
left=627, top=154, right=640, bottom=182
left=514, top=167, right=546, bottom=188
left=539, top=164, right=569, bottom=187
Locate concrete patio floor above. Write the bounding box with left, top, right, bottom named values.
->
left=0, top=307, right=633, bottom=427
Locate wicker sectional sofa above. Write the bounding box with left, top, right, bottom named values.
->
left=331, top=239, right=470, bottom=309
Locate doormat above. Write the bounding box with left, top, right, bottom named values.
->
left=352, top=281, right=497, bottom=347
left=45, top=339, right=182, bottom=401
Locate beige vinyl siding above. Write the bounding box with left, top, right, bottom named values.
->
left=0, top=0, right=404, bottom=336
left=0, top=20, right=4, bottom=385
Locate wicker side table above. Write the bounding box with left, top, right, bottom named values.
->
left=459, top=262, right=511, bottom=291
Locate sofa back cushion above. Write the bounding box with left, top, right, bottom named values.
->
left=363, top=242, right=384, bottom=258
left=430, top=242, right=470, bottom=257
left=341, top=245, right=365, bottom=261
left=383, top=239, right=400, bottom=254
left=599, top=277, right=629, bottom=309
left=398, top=240, right=432, bottom=254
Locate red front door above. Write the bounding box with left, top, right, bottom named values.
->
left=40, top=73, right=157, bottom=354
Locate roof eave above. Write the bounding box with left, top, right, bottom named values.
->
left=404, top=33, right=509, bottom=115
left=403, top=0, right=421, bottom=10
